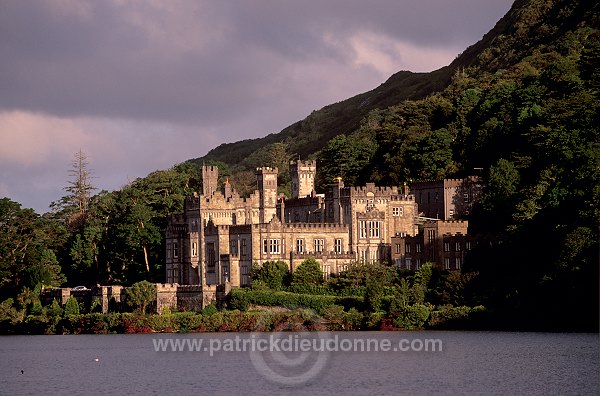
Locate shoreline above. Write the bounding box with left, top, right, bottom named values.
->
left=2, top=309, right=597, bottom=335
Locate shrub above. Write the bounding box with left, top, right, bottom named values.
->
left=322, top=305, right=364, bottom=331
left=364, top=276, right=384, bottom=312
left=202, top=312, right=224, bottom=332
left=292, top=258, right=324, bottom=285
left=147, top=314, right=176, bottom=333
left=252, top=311, right=275, bottom=331
left=392, top=304, right=430, bottom=330
left=64, top=296, right=80, bottom=316
left=121, top=313, right=153, bottom=333
left=228, top=288, right=250, bottom=311
left=345, top=308, right=364, bottom=330
left=250, top=261, right=290, bottom=290
left=428, top=305, right=487, bottom=329
left=47, top=299, right=63, bottom=318
left=287, top=283, right=331, bottom=295
left=174, top=312, right=204, bottom=333
left=323, top=305, right=346, bottom=330
left=218, top=310, right=259, bottom=332
left=126, top=281, right=157, bottom=314
left=365, top=311, right=385, bottom=329
left=89, top=299, right=103, bottom=313
left=30, top=301, right=44, bottom=316
left=336, top=296, right=364, bottom=311
left=230, top=288, right=365, bottom=314
left=201, top=304, right=218, bottom=316
left=108, top=297, right=121, bottom=313
left=23, top=315, right=49, bottom=334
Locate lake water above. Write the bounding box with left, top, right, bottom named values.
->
left=0, top=331, right=598, bottom=395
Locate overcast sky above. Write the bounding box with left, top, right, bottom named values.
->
left=0, top=0, right=514, bottom=214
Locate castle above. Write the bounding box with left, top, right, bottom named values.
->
left=166, top=160, right=483, bottom=289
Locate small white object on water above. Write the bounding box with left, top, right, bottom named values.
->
left=94, top=358, right=99, bottom=362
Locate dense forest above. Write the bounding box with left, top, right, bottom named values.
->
left=1, top=0, right=598, bottom=331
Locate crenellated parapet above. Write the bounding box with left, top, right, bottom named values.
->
left=289, top=159, right=317, bottom=169
left=284, top=222, right=350, bottom=232
left=256, top=166, right=278, bottom=173
left=344, top=183, right=400, bottom=197
left=389, top=194, right=415, bottom=202
left=205, top=221, right=234, bottom=234
left=249, top=221, right=350, bottom=233
left=423, top=219, right=469, bottom=235
left=185, top=195, right=200, bottom=211
left=166, top=216, right=188, bottom=237
left=156, top=283, right=179, bottom=292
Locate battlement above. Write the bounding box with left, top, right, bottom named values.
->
left=185, top=195, right=200, bottom=210
left=206, top=223, right=233, bottom=232
left=205, top=220, right=233, bottom=233
left=285, top=222, right=349, bottom=231
left=256, top=166, right=278, bottom=173
left=285, top=195, right=323, bottom=206
left=443, top=178, right=469, bottom=188
left=344, top=184, right=399, bottom=196
left=249, top=222, right=349, bottom=232
left=424, top=219, right=469, bottom=235
left=156, top=283, right=214, bottom=294
left=177, top=284, right=204, bottom=292
left=156, top=283, right=179, bottom=292
left=390, top=194, right=415, bottom=202
left=289, top=159, right=317, bottom=168
left=412, top=176, right=482, bottom=191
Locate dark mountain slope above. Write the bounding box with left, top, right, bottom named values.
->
left=200, top=68, right=452, bottom=166
left=197, top=0, right=598, bottom=169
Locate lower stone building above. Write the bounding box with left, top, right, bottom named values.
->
left=391, top=220, right=502, bottom=271
left=411, top=176, right=482, bottom=220
left=203, top=217, right=354, bottom=285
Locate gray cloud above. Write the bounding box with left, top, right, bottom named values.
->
left=1, top=0, right=513, bottom=124
left=0, top=0, right=514, bottom=212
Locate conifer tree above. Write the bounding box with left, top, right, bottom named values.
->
left=66, top=149, right=95, bottom=216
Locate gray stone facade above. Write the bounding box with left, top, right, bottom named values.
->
left=411, top=176, right=483, bottom=220
left=391, top=220, right=502, bottom=271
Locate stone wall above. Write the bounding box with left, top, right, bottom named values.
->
left=42, top=283, right=225, bottom=314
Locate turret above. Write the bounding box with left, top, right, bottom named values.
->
left=290, top=159, right=316, bottom=199
left=201, top=164, right=219, bottom=197
left=256, top=167, right=278, bottom=223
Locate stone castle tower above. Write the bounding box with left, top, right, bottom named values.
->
left=201, top=164, right=219, bottom=197
left=256, top=167, right=278, bottom=223
left=290, top=159, right=316, bottom=199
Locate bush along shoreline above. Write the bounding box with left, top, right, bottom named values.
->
left=0, top=303, right=491, bottom=335
left=2, top=261, right=595, bottom=334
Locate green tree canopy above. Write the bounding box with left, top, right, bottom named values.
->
left=292, top=258, right=324, bottom=286
left=126, top=280, right=157, bottom=314
left=63, top=296, right=80, bottom=316
left=0, top=198, right=67, bottom=298
left=250, top=261, right=290, bottom=290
